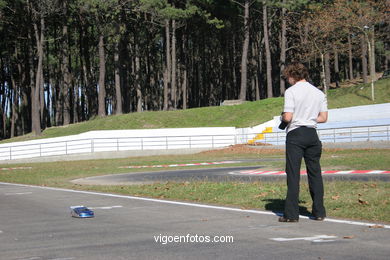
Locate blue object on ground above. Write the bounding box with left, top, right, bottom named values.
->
left=70, top=206, right=94, bottom=218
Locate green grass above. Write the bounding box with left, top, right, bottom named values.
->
left=2, top=78, right=389, bottom=144
left=327, top=77, right=390, bottom=108
left=1, top=148, right=389, bottom=223
left=86, top=181, right=390, bottom=223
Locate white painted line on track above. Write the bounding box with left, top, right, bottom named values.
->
left=229, top=169, right=390, bottom=176
left=4, top=192, right=33, bottom=196
left=270, top=235, right=338, bottom=242
left=89, top=205, right=123, bottom=210
left=312, top=239, right=337, bottom=243
left=48, top=257, right=76, bottom=260
left=1, top=182, right=389, bottom=229
left=119, top=161, right=241, bottom=169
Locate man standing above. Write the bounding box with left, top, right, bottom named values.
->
left=279, top=62, right=328, bottom=222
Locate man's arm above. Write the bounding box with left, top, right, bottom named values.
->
left=282, top=112, right=293, bottom=123
left=317, top=111, right=328, bottom=123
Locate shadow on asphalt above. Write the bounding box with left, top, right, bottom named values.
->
left=263, top=198, right=311, bottom=217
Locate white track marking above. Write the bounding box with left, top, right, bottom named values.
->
left=367, top=170, right=385, bottom=174
left=1, top=182, right=389, bottom=229
left=89, top=205, right=123, bottom=210
left=4, top=192, right=33, bottom=195
left=229, top=169, right=390, bottom=175
left=336, top=171, right=354, bottom=175
left=270, top=235, right=338, bottom=242
left=119, top=161, right=241, bottom=169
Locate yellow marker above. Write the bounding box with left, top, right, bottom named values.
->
left=247, top=127, right=273, bottom=144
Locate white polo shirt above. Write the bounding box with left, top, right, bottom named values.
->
left=283, top=81, right=328, bottom=133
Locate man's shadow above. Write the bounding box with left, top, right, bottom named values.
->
left=263, top=199, right=311, bottom=217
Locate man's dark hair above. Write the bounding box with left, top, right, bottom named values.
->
left=283, top=62, right=309, bottom=81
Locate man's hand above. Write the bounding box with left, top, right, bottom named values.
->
left=282, top=112, right=293, bottom=123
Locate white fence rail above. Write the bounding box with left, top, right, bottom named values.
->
left=261, top=125, right=390, bottom=145
left=0, top=134, right=237, bottom=161
left=0, top=125, right=389, bottom=161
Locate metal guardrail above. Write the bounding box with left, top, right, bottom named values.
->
left=0, top=125, right=389, bottom=161
left=261, top=125, right=390, bottom=145
left=0, top=134, right=238, bottom=161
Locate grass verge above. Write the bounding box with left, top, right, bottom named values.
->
left=83, top=181, right=389, bottom=223
left=0, top=146, right=389, bottom=223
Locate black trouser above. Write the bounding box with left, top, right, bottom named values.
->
left=284, top=127, right=326, bottom=220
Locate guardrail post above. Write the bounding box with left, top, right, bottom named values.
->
left=388, top=126, right=389, bottom=141
left=141, top=138, right=144, bottom=150
left=212, top=136, right=214, bottom=148
left=350, top=128, right=352, bottom=142
left=40, top=144, right=42, bottom=157
left=65, top=141, right=68, bottom=155
left=91, top=139, right=94, bottom=153
left=189, top=136, right=192, bottom=149
left=166, top=136, right=168, bottom=150
left=368, top=127, right=370, bottom=141
left=9, top=147, right=12, bottom=160
left=333, top=129, right=336, bottom=143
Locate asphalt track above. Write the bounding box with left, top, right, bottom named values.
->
left=73, top=165, right=390, bottom=186
left=1, top=182, right=389, bottom=260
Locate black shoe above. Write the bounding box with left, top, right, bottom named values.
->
left=278, top=216, right=299, bottom=223
left=312, top=216, right=325, bottom=221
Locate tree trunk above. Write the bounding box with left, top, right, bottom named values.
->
left=385, top=45, right=389, bottom=71
left=32, top=18, right=44, bottom=136
left=182, top=67, right=187, bottom=109
left=370, top=29, right=376, bottom=81
left=348, top=34, right=353, bottom=80
left=239, top=0, right=250, bottom=101
left=114, top=37, right=122, bottom=114
left=163, top=19, right=171, bottom=111
left=325, top=51, right=331, bottom=88
left=361, top=35, right=368, bottom=83
left=263, top=3, right=273, bottom=98
left=257, top=32, right=264, bottom=99
left=135, top=44, right=142, bottom=112
left=171, top=19, right=177, bottom=109
left=182, top=33, right=188, bottom=110
left=367, top=30, right=375, bottom=101
left=98, top=34, right=106, bottom=117
left=10, top=84, right=17, bottom=138
left=251, top=39, right=258, bottom=101
left=39, top=35, right=45, bottom=130
left=62, top=20, right=71, bottom=125
left=333, top=46, right=340, bottom=88
left=279, top=1, right=287, bottom=96
left=320, top=53, right=327, bottom=94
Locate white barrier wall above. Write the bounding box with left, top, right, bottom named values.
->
left=0, top=127, right=238, bottom=161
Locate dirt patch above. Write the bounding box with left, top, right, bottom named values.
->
left=199, top=144, right=282, bottom=155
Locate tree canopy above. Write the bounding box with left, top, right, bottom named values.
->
left=0, top=0, right=388, bottom=140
